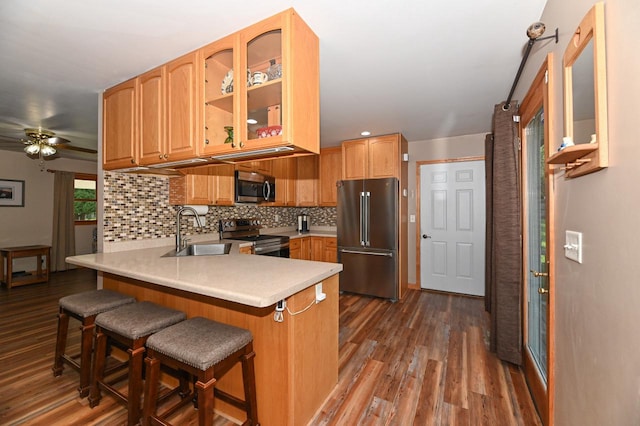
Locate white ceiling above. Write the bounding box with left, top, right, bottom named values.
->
left=0, top=0, right=548, bottom=162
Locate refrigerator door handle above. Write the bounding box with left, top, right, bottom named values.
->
left=364, top=191, right=371, bottom=246
left=359, top=191, right=366, bottom=246
left=340, top=249, right=394, bottom=257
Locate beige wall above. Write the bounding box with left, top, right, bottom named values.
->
left=0, top=151, right=97, bottom=270
left=514, top=0, right=640, bottom=424
left=407, top=133, right=485, bottom=285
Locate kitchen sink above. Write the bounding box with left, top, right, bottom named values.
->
left=163, top=243, right=232, bottom=257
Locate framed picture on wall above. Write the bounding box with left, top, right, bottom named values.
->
left=0, top=179, right=25, bottom=207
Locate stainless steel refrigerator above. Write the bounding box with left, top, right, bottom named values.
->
left=337, top=178, right=398, bottom=300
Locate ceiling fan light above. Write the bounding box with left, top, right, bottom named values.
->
left=24, top=144, right=40, bottom=155
left=41, top=144, right=56, bottom=156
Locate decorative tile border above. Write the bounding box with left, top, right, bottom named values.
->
left=104, top=171, right=336, bottom=243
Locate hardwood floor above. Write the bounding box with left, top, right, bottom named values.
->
left=0, top=269, right=541, bottom=425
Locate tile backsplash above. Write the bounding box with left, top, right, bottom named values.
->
left=104, top=171, right=336, bottom=243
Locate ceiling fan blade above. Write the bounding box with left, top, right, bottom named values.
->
left=57, top=144, right=98, bottom=154
left=45, top=136, right=70, bottom=145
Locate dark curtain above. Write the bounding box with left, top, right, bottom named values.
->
left=485, top=101, right=522, bottom=366
left=51, top=171, right=76, bottom=272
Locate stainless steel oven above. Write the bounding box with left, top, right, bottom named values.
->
left=219, top=218, right=290, bottom=258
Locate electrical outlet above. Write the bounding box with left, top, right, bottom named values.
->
left=564, top=230, right=583, bottom=263
left=409, top=214, right=416, bottom=223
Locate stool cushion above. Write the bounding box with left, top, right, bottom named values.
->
left=146, top=317, right=253, bottom=371
left=59, top=289, right=135, bottom=318
left=95, top=301, right=186, bottom=340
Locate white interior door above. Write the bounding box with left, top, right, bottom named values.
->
left=419, top=161, right=485, bottom=295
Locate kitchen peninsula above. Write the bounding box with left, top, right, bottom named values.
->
left=66, top=243, right=342, bottom=425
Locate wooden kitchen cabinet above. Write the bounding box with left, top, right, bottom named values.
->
left=319, top=147, right=342, bottom=206
left=311, top=236, right=338, bottom=263
left=290, top=237, right=311, bottom=260
left=323, top=237, right=338, bottom=262
left=168, top=164, right=234, bottom=206
left=292, top=236, right=337, bottom=262
left=162, top=51, right=202, bottom=164
left=342, top=133, right=406, bottom=180
left=271, top=157, right=297, bottom=206
left=138, top=66, right=164, bottom=165
left=211, top=164, right=235, bottom=205
left=202, top=9, right=319, bottom=161
left=168, top=172, right=212, bottom=205
left=106, top=51, right=202, bottom=169
left=295, top=155, right=318, bottom=206
left=103, top=78, right=138, bottom=170
left=104, top=9, right=318, bottom=170
left=311, top=237, right=324, bottom=262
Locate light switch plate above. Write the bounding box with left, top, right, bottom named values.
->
left=565, top=230, right=583, bottom=263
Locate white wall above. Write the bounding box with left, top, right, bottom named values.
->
left=406, top=133, right=485, bottom=285
left=0, top=151, right=97, bottom=270
left=513, top=0, right=640, bottom=424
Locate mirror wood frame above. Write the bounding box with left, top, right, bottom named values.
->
left=561, top=1, right=608, bottom=178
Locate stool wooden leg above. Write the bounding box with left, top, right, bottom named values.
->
left=196, top=373, right=216, bottom=426
left=128, top=344, right=145, bottom=425
left=241, top=343, right=259, bottom=426
left=78, top=319, right=95, bottom=397
left=52, top=309, right=69, bottom=377
left=89, top=328, right=107, bottom=408
left=142, top=355, right=161, bottom=426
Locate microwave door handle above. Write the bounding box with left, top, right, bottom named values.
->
left=263, top=181, right=270, bottom=201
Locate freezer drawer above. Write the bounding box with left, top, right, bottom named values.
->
left=338, top=248, right=398, bottom=300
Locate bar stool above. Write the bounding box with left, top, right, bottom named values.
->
left=52, top=289, right=135, bottom=397
left=89, top=301, right=186, bottom=426
left=142, top=317, right=259, bottom=426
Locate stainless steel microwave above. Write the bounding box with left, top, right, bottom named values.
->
left=235, top=170, right=276, bottom=203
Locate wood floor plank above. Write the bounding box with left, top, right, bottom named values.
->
left=1, top=269, right=542, bottom=426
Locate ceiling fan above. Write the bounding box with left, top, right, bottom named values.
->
left=18, top=127, right=98, bottom=170
left=21, top=127, right=97, bottom=156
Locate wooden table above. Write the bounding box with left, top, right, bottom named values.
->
left=0, top=245, right=51, bottom=289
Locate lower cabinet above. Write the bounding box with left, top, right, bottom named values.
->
left=290, top=236, right=337, bottom=262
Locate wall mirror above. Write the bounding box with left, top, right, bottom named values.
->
left=558, top=1, right=608, bottom=178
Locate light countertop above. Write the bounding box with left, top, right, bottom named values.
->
left=66, top=241, right=342, bottom=308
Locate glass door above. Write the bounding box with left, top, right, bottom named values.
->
left=520, top=54, right=554, bottom=425
left=202, top=35, right=237, bottom=155
left=242, top=23, right=284, bottom=148
left=525, top=107, right=548, bottom=379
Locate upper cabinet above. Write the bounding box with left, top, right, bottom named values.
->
left=201, top=9, right=319, bottom=161
left=319, top=147, right=342, bottom=206
left=342, top=134, right=405, bottom=180
left=104, top=8, right=318, bottom=171
left=103, top=78, right=138, bottom=170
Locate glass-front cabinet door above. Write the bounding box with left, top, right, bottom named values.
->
left=201, top=9, right=318, bottom=158
left=202, top=35, right=238, bottom=156
left=240, top=16, right=285, bottom=150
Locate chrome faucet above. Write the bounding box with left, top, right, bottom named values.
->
left=176, top=206, right=203, bottom=251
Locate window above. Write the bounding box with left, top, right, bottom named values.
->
left=74, top=173, right=97, bottom=225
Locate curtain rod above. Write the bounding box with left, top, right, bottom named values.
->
left=503, top=27, right=558, bottom=111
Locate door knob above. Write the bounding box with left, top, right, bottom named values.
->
left=530, top=269, right=548, bottom=277
left=538, top=287, right=549, bottom=295
left=422, top=234, right=431, bottom=239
